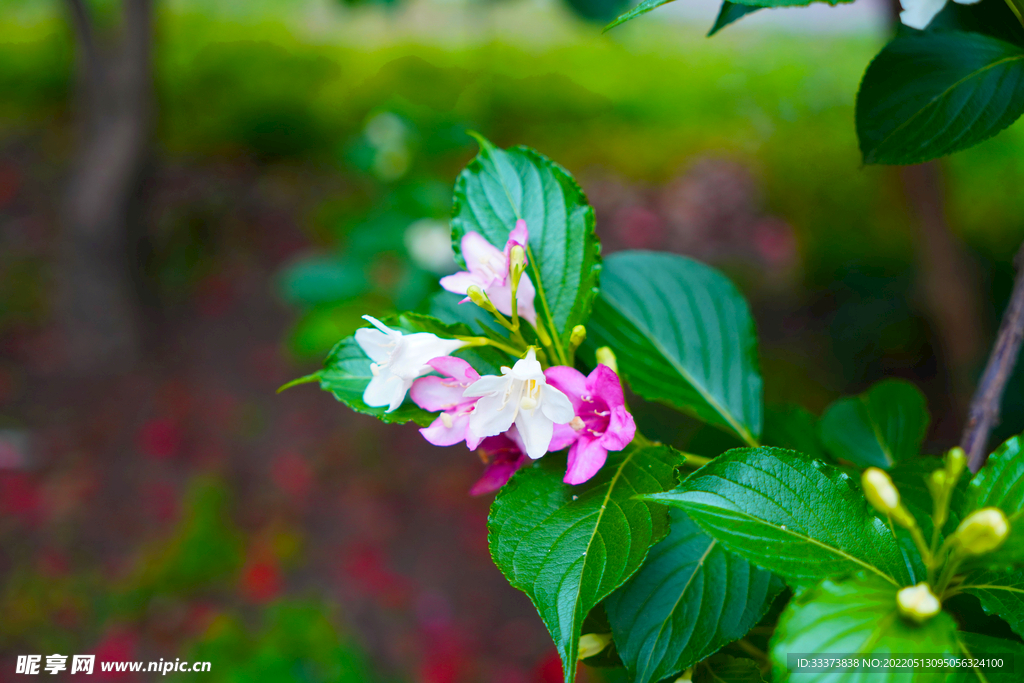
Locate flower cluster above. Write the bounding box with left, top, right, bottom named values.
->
left=355, top=224, right=635, bottom=492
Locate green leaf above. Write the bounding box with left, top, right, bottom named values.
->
left=315, top=312, right=508, bottom=425
left=645, top=448, right=913, bottom=586
left=856, top=31, right=1024, bottom=165
left=586, top=251, right=762, bottom=446
left=763, top=403, right=826, bottom=459
left=770, top=576, right=959, bottom=682
left=961, top=568, right=1024, bottom=639
left=965, top=434, right=1024, bottom=566
left=604, top=508, right=783, bottom=683
left=604, top=0, right=676, bottom=31
left=488, top=443, right=683, bottom=683
left=278, top=255, right=368, bottom=307
left=451, top=136, right=601, bottom=361
left=952, top=631, right=1024, bottom=683
left=708, top=2, right=762, bottom=36
left=818, top=379, right=929, bottom=469
left=694, top=655, right=766, bottom=683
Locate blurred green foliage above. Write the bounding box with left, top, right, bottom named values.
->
left=188, top=601, right=377, bottom=683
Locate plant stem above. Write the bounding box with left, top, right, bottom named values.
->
left=960, top=242, right=1024, bottom=472
left=458, top=336, right=524, bottom=358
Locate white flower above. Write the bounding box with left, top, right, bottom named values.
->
left=355, top=315, right=466, bottom=413
left=464, top=348, right=575, bottom=459
left=898, top=0, right=979, bottom=30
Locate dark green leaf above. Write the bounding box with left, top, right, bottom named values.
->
left=965, top=434, right=1024, bottom=566
left=451, top=136, right=601, bottom=360
left=316, top=312, right=508, bottom=425
left=961, top=569, right=1024, bottom=639
left=763, top=403, right=826, bottom=459
left=278, top=255, right=368, bottom=306
left=604, top=508, right=782, bottom=683
left=856, top=31, right=1024, bottom=165
left=604, top=0, right=676, bottom=32
left=708, top=2, right=762, bottom=36
left=952, top=631, right=1024, bottom=683
left=770, top=576, right=959, bottom=682
left=694, top=655, right=766, bottom=683
left=645, top=448, right=912, bottom=586
left=586, top=251, right=762, bottom=446
left=931, top=0, right=1024, bottom=50
left=488, top=443, right=683, bottom=683
left=818, top=379, right=929, bottom=469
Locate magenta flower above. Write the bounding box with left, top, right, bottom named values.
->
left=469, top=426, right=528, bottom=496
left=439, top=220, right=537, bottom=324
left=544, top=364, right=636, bottom=485
left=410, top=356, right=484, bottom=449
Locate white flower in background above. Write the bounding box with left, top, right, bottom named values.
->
left=355, top=315, right=466, bottom=413
left=464, top=348, right=574, bottom=459
left=404, top=219, right=456, bottom=274
left=898, top=0, right=979, bottom=30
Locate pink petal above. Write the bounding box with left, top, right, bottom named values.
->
left=427, top=356, right=480, bottom=384
left=549, top=422, right=580, bottom=452
left=564, top=436, right=608, bottom=485
left=588, top=364, right=625, bottom=408
left=439, top=271, right=482, bottom=296
left=419, top=412, right=471, bottom=447
left=470, top=457, right=524, bottom=496
left=410, top=376, right=472, bottom=412
left=515, top=274, right=538, bottom=325
left=601, top=405, right=636, bottom=452
left=503, top=220, right=529, bottom=261
left=461, top=232, right=503, bottom=277
left=544, top=365, right=587, bottom=410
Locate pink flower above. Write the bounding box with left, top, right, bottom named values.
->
left=439, top=220, right=537, bottom=324
left=544, top=364, right=636, bottom=485
left=469, top=427, right=528, bottom=496
left=410, top=357, right=484, bottom=449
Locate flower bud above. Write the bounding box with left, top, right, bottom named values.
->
left=569, top=325, right=587, bottom=351
left=509, top=244, right=526, bottom=270
left=863, top=467, right=900, bottom=514
left=954, top=507, right=1009, bottom=556
left=578, top=633, right=613, bottom=660
left=897, top=582, right=941, bottom=624
left=945, top=447, right=967, bottom=481
left=467, top=285, right=497, bottom=314
left=595, top=346, right=619, bottom=375
left=927, top=469, right=947, bottom=499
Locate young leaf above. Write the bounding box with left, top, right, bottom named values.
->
left=586, top=251, right=762, bottom=446
left=604, top=508, right=783, bottom=683
left=960, top=569, right=1024, bottom=639
left=451, top=136, right=601, bottom=362
left=604, top=0, right=676, bottom=32
left=314, top=313, right=507, bottom=424
left=818, top=379, right=929, bottom=469
left=708, top=2, right=762, bottom=36
left=856, top=31, right=1024, bottom=165
left=488, top=443, right=683, bottom=683
left=645, top=448, right=913, bottom=586
left=770, top=576, right=959, bottom=682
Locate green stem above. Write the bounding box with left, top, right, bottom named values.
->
left=458, top=336, right=525, bottom=358
left=680, top=451, right=711, bottom=468
left=277, top=373, right=320, bottom=393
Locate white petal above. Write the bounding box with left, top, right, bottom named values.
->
left=355, top=327, right=393, bottom=364
left=899, top=0, right=947, bottom=29
left=463, top=374, right=512, bottom=398
left=469, top=393, right=517, bottom=437
left=388, top=377, right=415, bottom=412
left=516, top=411, right=554, bottom=460
left=363, top=371, right=403, bottom=409
left=362, top=315, right=395, bottom=335
left=540, top=385, right=575, bottom=424
left=509, top=348, right=544, bottom=381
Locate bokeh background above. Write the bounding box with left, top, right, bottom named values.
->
left=3, top=0, right=1024, bottom=680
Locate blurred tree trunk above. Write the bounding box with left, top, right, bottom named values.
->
left=59, top=0, right=153, bottom=373
left=885, top=0, right=984, bottom=430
